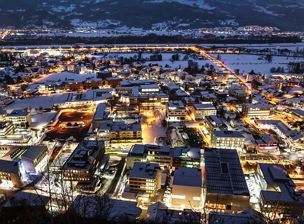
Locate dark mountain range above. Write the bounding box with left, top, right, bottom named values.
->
left=0, top=0, right=304, bottom=31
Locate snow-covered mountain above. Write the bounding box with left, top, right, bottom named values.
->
left=0, top=0, right=304, bottom=31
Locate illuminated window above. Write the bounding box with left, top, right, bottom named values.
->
left=172, top=194, right=185, bottom=199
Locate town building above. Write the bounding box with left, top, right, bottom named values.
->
left=7, top=110, right=31, bottom=128
left=204, top=115, right=227, bottom=134
left=171, top=167, right=202, bottom=210
left=204, top=149, right=250, bottom=212
left=97, top=121, right=142, bottom=147
left=0, top=159, right=23, bottom=188
left=255, top=134, right=279, bottom=154
left=229, top=84, right=247, bottom=100
left=20, top=145, right=49, bottom=173
left=256, top=119, right=304, bottom=150
left=211, top=130, right=245, bottom=150
left=256, top=163, right=304, bottom=217
left=243, top=103, right=271, bottom=119
left=62, top=140, right=105, bottom=182
left=126, top=144, right=172, bottom=169
left=120, top=83, right=168, bottom=109
left=57, top=89, right=114, bottom=108
left=166, top=101, right=186, bottom=123
left=189, top=103, right=217, bottom=121
left=128, top=162, right=161, bottom=197
left=172, top=147, right=201, bottom=169
left=0, top=119, right=34, bottom=146
left=0, top=121, right=14, bottom=138
left=0, top=145, right=16, bottom=157
left=92, top=103, right=111, bottom=129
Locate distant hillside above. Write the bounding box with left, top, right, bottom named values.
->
left=0, top=0, right=304, bottom=31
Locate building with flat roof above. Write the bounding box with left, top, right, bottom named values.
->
left=0, top=145, right=16, bottom=157
left=119, top=83, right=168, bottom=109
left=243, top=103, right=271, bottom=119
left=97, top=121, right=141, bottom=140
left=0, top=144, right=48, bottom=177
left=128, top=162, right=161, bottom=197
left=62, top=140, right=105, bottom=182
left=172, top=147, right=201, bottom=169
left=126, top=144, right=147, bottom=169
left=204, top=115, right=227, bottom=134
left=110, top=104, right=140, bottom=124
left=204, top=149, right=250, bottom=212
left=126, top=144, right=172, bottom=169
left=256, top=163, right=304, bottom=217
left=21, top=145, right=49, bottom=174
left=255, top=134, right=279, bottom=154
left=7, top=110, right=31, bottom=128
left=97, top=121, right=142, bottom=147
left=92, top=103, right=111, bottom=129
left=171, top=167, right=202, bottom=210
left=126, top=145, right=201, bottom=170
left=139, top=84, right=160, bottom=95
left=189, top=103, right=217, bottom=121
left=211, top=130, right=245, bottom=150
left=0, top=159, right=23, bottom=187
left=256, top=119, right=304, bottom=143
left=0, top=120, right=34, bottom=146
left=0, top=121, right=14, bottom=138
left=166, top=101, right=186, bottom=123
left=57, top=89, right=114, bottom=108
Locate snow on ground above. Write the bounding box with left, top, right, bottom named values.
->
left=33, top=72, right=97, bottom=84
left=201, top=43, right=304, bottom=51
left=28, top=72, right=98, bottom=92
left=142, top=53, right=205, bottom=69
left=212, top=54, right=304, bottom=74
left=96, top=52, right=219, bottom=70
left=5, top=93, right=70, bottom=111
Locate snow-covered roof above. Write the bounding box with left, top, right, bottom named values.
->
left=173, top=167, right=202, bottom=187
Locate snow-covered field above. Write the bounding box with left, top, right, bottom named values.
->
left=212, top=54, right=304, bottom=74
left=5, top=93, right=70, bottom=111
left=33, top=72, right=97, bottom=84
left=96, top=52, right=219, bottom=70
left=28, top=72, right=98, bottom=92
left=202, top=43, right=304, bottom=50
